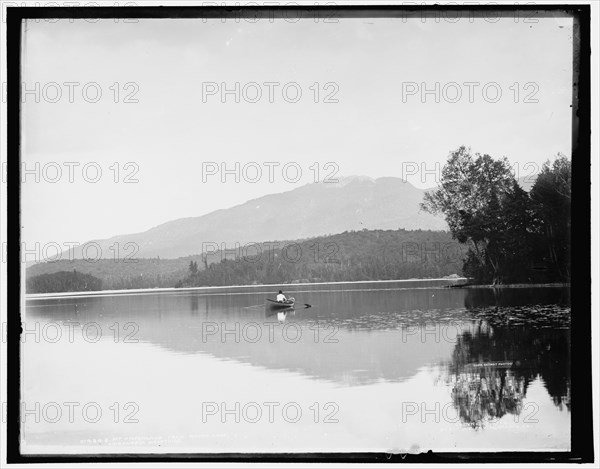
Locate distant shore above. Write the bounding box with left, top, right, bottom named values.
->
left=448, top=282, right=570, bottom=289
left=25, top=277, right=470, bottom=300
left=24, top=277, right=571, bottom=300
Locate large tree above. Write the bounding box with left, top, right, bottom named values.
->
left=421, top=146, right=530, bottom=284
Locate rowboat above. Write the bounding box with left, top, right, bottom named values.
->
left=266, top=298, right=295, bottom=309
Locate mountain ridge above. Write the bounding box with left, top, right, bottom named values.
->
left=67, top=176, right=447, bottom=259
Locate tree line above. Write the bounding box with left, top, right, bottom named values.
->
left=176, top=229, right=464, bottom=287
left=26, top=270, right=103, bottom=293
left=26, top=256, right=197, bottom=292
left=421, top=146, right=570, bottom=284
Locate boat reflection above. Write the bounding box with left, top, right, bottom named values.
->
left=265, top=307, right=295, bottom=322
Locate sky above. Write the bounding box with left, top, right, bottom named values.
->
left=19, top=13, right=574, bottom=248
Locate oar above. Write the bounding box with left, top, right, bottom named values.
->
left=284, top=297, right=311, bottom=308
left=290, top=297, right=312, bottom=308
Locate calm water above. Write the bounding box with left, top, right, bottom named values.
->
left=22, top=280, right=570, bottom=453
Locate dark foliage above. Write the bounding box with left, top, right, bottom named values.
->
left=422, top=147, right=571, bottom=284
left=27, top=270, right=103, bottom=293
left=176, top=229, right=465, bottom=287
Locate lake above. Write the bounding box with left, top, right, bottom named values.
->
left=21, top=280, right=571, bottom=454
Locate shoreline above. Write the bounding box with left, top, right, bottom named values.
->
left=448, top=282, right=570, bottom=289
left=25, top=277, right=469, bottom=300
left=23, top=278, right=570, bottom=300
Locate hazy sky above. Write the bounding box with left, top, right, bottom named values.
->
left=20, top=14, right=573, bottom=248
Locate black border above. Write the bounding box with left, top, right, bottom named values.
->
left=6, top=4, right=593, bottom=464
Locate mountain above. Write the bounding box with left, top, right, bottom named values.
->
left=69, top=176, right=447, bottom=259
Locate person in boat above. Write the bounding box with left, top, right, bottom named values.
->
left=276, top=290, right=287, bottom=303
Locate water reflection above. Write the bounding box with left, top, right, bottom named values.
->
left=463, top=286, right=570, bottom=308
left=23, top=282, right=571, bottom=453
left=26, top=284, right=473, bottom=385
left=265, top=307, right=295, bottom=323
left=440, top=311, right=570, bottom=429
left=26, top=282, right=570, bottom=392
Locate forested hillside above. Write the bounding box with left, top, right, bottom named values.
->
left=27, top=229, right=463, bottom=292
left=176, top=229, right=464, bottom=287
left=27, top=271, right=104, bottom=294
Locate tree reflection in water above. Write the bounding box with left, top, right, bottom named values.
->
left=443, top=319, right=570, bottom=429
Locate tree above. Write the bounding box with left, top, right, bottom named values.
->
left=529, top=155, right=571, bottom=280
left=421, top=146, right=519, bottom=284
left=492, top=180, right=535, bottom=282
